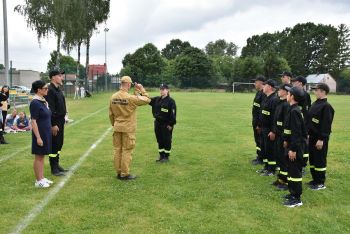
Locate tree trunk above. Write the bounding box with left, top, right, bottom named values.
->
left=77, top=40, right=82, bottom=78
left=56, top=32, right=61, bottom=68
left=85, top=37, right=90, bottom=90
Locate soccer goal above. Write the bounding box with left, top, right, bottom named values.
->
left=232, top=82, right=255, bottom=93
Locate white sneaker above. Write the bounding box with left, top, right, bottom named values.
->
left=35, top=180, right=50, bottom=188
left=43, top=178, right=53, bottom=184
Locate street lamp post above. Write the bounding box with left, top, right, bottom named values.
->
left=2, top=0, right=10, bottom=85
left=104, top=27, right=109, bottom=91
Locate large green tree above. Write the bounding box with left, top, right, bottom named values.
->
left=205, top=39, right=238, bottom=57
left=336, top=24, right=350, bottom=71
left=47, top=51, right=84, bottom=74
left=161, top=39, right=191, bottom=60
left=120, top=43, right=165, bottom=86
left=263, top=50, right=290, bottom=79
left=174, top=47, right=215, bottom=88
left=232, top=57, right=264, bottom=83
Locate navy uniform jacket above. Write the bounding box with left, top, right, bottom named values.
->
left=283, top=104, right=307, bottom=152
left=298, top=90, right=312, bottom=125
left=272, top=98, right=290, bottom=136
left=261, top=92, right=279, bottom=131
left=45, top=83, right=67, bottom=126
left=149, top=95, right=176, bottom=127
left=252, top=90, right=266, bottom=128
left=307, top=98, right=334, bottom=141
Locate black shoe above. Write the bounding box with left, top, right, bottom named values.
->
left=260, top=171, right=274, bottom=177
left=306, top=180, right=316, bottom=186
left=52, top=171, right=66, bottom=176
left=283, top=197, right=303, bottom=207
left=309, top=184, right=326, bottom=190
left=276, top=183, right=288, bottom=191
left=156, top=157, right=163, bottom=162
left=116, top=174, right=121, bottom=179
left=256, top=168, right=267, bottom=174
left=58, top=165, right=69, bottom=172
left=251, top=158, right=263, bottom=165
left=159, top=158, right=169, bottom=163
left=0, top=140, right=8, bottom=144
left=271, top=180, right=281, bottom=186
left=119, top=174, right=137, bottom=180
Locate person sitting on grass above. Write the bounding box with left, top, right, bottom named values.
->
left=13, top=111, right=31, bottom=131
left=5, top=109, right=18, bottom=131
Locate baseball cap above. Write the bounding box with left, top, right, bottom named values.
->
left=279, top=83, right=292, bottom=91
left=251, top=76, right=266, bottom=82
left=291, top=76, right=307, bottom=85
left=160, top=83, right=169, bottom=89
left=285, top=86, right=305, bottom=102
left=311, top=83, right=330, bottom=94
left=49, top=69, right=65, bottom=78
left=120, top=76, right=133, bottom=83
left=279, top=71, right=293, bottom=78
left=263, top=79, right=277, bottom=88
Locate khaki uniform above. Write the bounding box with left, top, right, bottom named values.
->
left=109, top=87, right=150, bottom=176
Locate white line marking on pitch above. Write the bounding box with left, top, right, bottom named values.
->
left=0, top=107, right=107, bottom=165
left=10, top=127, right=111, bottom=234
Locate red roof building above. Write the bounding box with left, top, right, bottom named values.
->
left=88, top=64, right=107, bottom=80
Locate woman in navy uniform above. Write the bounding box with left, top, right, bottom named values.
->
left=30, top=80, right=53, bottom=188
left=149, top=84, right=177, bottom=162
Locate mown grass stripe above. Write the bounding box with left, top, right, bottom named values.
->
left=10, top=127, right=111, bottom=234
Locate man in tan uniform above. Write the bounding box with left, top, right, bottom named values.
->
left=109, top=76, right=151, bottom=180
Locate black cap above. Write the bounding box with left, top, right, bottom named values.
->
left=49, top=69, right=65, bottom=78
left=251, top=76, right=266, bottom=82
left=291, top=76, right=307, bottom=85
left=279, top=83, right=292, bottom=91
left=285, top=86, right=305, bottom=102
left=263, top=79, right=277, bottom=88
left=311, top=83, right=330, bottom=94
left=160, top=83, right=169, bottom=89
left=279, top=71, right=293, bottom=78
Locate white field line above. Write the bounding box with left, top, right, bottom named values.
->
left=10, top=127, right=112, bottom=234
left=0, top=107, right=107, bottom=164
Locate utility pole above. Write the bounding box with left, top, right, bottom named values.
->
left=104, top=27, right=109, bottom=91
left=2, top=0, right=10, bottom=85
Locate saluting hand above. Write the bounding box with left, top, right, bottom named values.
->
left=288, top=150, right=296, bottom=161
left=167, top=125, right=173, bottom=131
left=268, top=132, right=275, bottom=141
left=52, top=125, right=59, bottom=136
left=316, top=140, right=324, bottom=150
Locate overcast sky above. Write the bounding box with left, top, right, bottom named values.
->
left=1, top=0, right=350, bottom=74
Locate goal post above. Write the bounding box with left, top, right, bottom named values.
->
left=232, top=82, right=255, bottom=93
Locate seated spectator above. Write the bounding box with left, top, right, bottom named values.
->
left=6, top=109, right=18, bottom=131
left=14, top=111, right=31, bottom=131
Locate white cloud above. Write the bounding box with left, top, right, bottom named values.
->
left=1, top=0, right=350, bottom=75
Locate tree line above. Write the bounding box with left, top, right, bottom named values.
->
left=14, top=0, right=110, bottom=78
left=120, top=22, right=350, bottom=92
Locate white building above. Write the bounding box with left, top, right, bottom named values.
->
left=0, top=69, right=41, bottom=88
left=306, top=73, right=337, bottom=93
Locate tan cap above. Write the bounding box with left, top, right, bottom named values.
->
left=121, top=76, right=132, bottom=83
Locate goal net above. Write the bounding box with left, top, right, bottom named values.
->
left=232, top=82, right=255, bottom=93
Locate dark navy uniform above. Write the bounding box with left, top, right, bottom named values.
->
left=150, top=95, right=176, bottom=161
left=261, top=92, right=279, bottom=173
left=283, top=103, right=307, bottom=201
left=307, top=98, right=334, bottom=186
left=252, top=90, right=265, bottom=162
left=272, top=97, right=290, bottom=184
left=45, top=82, right=67, bottom=174
left=299, top=90, right=312, bottom=166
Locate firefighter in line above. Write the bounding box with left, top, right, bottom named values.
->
left=282, top=86, right=307, bottom=207
left=251, top=76, right=266, bottom=165
left=291, top=76, right=312, bottom=172
left=45, top=69, right=69, bottom=176
left=280, top=71, right=292, bottom=85
left=271, top=84, right=291, bottom=190
left=149, top=84, right=177, bottom=163
left=307, top=83, right=335, bottom=190
left=257, top=79, right=279, bottom=176
left=109, top=76, right=151, bottom=180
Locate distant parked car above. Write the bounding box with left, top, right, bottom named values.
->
left=11, top=85, right=31, bottom=94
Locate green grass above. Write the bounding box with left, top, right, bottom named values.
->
left=0, top=92, right=349, bottom=233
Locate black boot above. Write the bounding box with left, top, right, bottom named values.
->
left=156, top=152, right=165, bottom=162
left=57, top=155, right=69, bottom=172
left=50, top=157, right=65, bottom=176
left=160, top=153, right=169, bottom=163
left=0, top=132, right=8, bottom=144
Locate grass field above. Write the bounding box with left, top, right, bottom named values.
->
left=0, top=91, right=349, bottom=233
